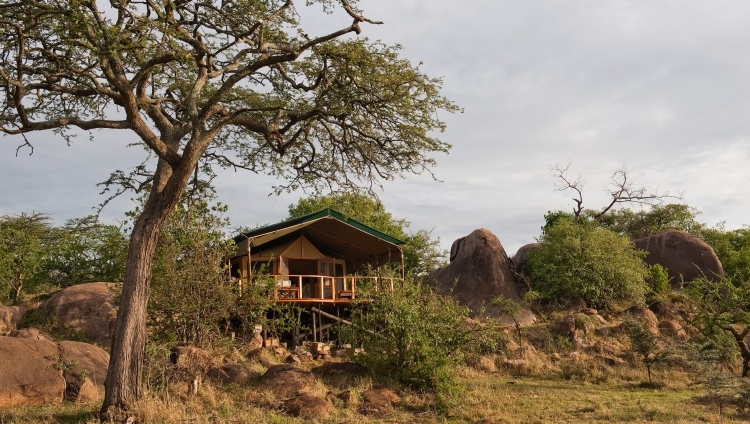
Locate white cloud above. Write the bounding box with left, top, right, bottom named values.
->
left=2, top=0, right=750, bottom=258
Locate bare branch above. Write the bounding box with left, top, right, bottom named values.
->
left=594, top=167, right=682, bottom=218
left=551, top=162, right=683, bottom=221
left=550, top=161, right=585, bottom=221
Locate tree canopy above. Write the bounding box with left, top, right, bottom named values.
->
left=0, top=213, right=126, bottom=304
left=527, top=217, right=650, bottom=309
left=687, top=276, right=750, bottom=377
left=0, top=1, right=458, bottom=417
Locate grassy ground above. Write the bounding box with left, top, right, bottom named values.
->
left=453, top=374, right=735, bottom=423
left=2, top=370, right=748, bottom=424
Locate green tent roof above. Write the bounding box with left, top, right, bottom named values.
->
left=233, top=208, right=404, bottom=245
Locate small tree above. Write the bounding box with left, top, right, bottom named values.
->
left=526, top=217, right=650, bottom=309
left=0, top=213, right=49, bottom=304
left=624, top=316, right=667, bottom=384
left=491, top=295, right=523, bottom=344
left=687, top=276, right=750, bottom=377
left=646, top=264, right=672, bottom=302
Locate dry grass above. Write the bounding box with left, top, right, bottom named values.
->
left=4, top=366, right=750, bottom=424
left=4, top=305, right=749, bottom=423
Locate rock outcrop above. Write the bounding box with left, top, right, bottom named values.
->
left=634, top=230, right=724, bottom=287
left=206, top=364, right=254, bottom=385
left=360, top=388, right=402, bottom=417
left=0, top=337, right=109, bottom=407
left=9, top=327, right=53, bottom=341
left=58, top=340, right=109, bottom=402
left=41, top=282, right=120, bottom=345
left=0, top=304, right=26, bottom=335
left=512, top=243, right=541, bottom=275
left=283, top=394, right=332, bottom=419
left=430, top=229, right=536, bottom=325
left=311, top=362, right=368, bottom=389
left=260, top=364, right=315, bottom=398
left=625, top=306, right=659, bottom=334
left=0, top=337, right=65, bottom=408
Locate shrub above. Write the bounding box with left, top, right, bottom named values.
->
left=648, top=264, right=672, bottom=298
left=348, top=279, right=503, bottom=413
left=526, top=217, right=649, bottom=309
left=624, top=316, right=667, bottom=384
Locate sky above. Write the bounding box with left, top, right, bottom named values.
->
left=2, top=0, right=750, bottom=257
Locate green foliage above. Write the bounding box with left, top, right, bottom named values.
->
left=288, top=193, right=446, bottom=276
left=348, top=280, right=502, bottom=413
left=147, top=194, right=245, bottom=347
left=624, top=316, right=667, bottom=384
left=526, top=217, right=649, bottom=309
left=699, top=226, right=750, bottom=282
left=0, top=212, right=127, bottom=304
left=491, top=295, right=523, bottom=343
left=0, top=213, right=49, bottom=303
left=41, top=216, right=127, bottom=288
left=648, top=264, right=672, bottom=297
left=593, top=204, right=703, bottom=239
left=541, top=210, right=581, bottom=235
left=686, top=276, right=750, bottom=377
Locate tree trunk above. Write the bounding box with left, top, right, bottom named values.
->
left=100, top=158, right=195, bottom=421
left=729, top=328, right=750, bottom=378
left=12, top=281, right=21, bottom=305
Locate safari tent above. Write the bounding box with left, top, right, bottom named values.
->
left=231, top=209, right=405, bottom=303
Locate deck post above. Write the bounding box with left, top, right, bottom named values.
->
left=319, top=303, right=324, bottom=342
left=312, top=309, right=317, bottom=343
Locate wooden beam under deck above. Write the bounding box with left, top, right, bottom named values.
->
left=273, top=299, right=366, bottom=304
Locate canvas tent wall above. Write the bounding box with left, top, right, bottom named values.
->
left=232, top=208, right=405, bottom=278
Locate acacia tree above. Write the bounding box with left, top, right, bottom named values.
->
left=687, top=276, right=750, bottom=377
left=0, top=212, right=49, bottom=304
left=0, top=1, right=457, bottom=419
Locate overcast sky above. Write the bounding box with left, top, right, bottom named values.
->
left=2, top=1, right=750, bottom=256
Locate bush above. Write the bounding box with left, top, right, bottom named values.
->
left=648, top=264, right=672, bottom=297
left=624, top=316, right=667, bottom=384
left=526, top=217, right=649, bottom=309
left=347, top=279, right=503, bottom=413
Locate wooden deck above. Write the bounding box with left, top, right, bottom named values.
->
left=268, top=274, right=398, bottom=303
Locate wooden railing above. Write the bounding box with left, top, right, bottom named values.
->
left=269, top=274, right=398, bottom=302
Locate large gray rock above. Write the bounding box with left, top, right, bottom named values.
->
left=0, top=303, right=26, bottom=335
left=41, top=282, right=120, bottom=345
left=260, top=364, right=315, bottom=398
left=0, top=337, right=64, bottom=408
left=0, top=336, right=109, bottom=407
left=206, top=364, right=254, bottom=385
left=58, top=340, right=109, bottom=402
left=634, top=230, right=724, bottom=287
left=9, top=327, right=53, bottom=342
left=430, top=229, right=536, bottom=325
left=512, top=243, right=541, bottom=275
